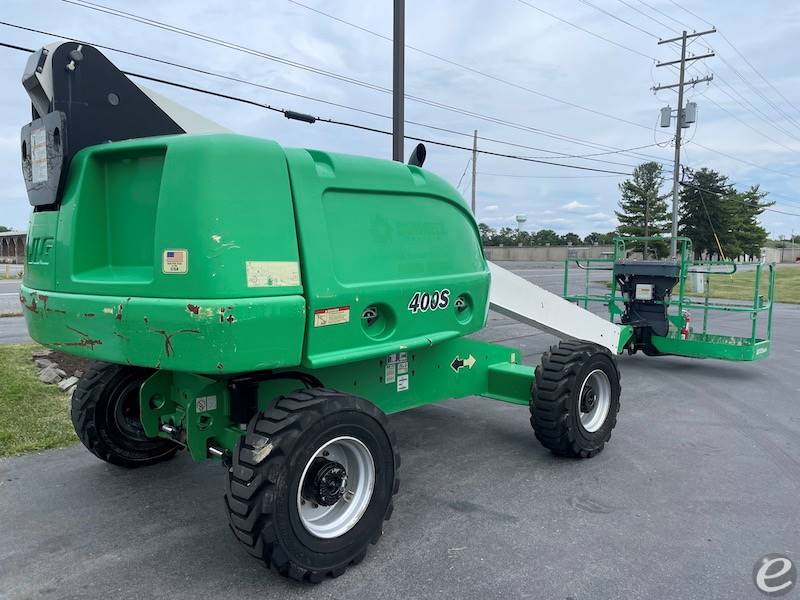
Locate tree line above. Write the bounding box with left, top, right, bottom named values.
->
left=478, top=224, right=616, bottom=247
left=479, top=161, right=774, bottom=259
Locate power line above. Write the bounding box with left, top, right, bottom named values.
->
left=515, top=0, right=799, bottom=178
left=633, top=0, right=690, bottom=32
left=615, top=0, right=681, bottom=35
left=0, top=40, right=633, bottom=176
left=61, top=0, right=671, bottom=158
left=666, top=0, right=713, bottom=28
left=45, top=2, right=798, bottom=181
left=718, top=29, right=800, bottom=125
left=577, top=0, right=660, bottom=39
left=668, top=1, right=800, bottom=135
left=478, top=172, right=623, bottom=179
left=285, top=0, right=657, bottom=131
left=514, top=0, right=657, bottom=60
left=0, top=20, right=664, bottom=170
left=703, top=94, right=799, bottom=154
left=456, top=158, right=471, bottom=190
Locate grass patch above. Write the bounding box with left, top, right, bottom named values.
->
left=0, top=343, right=77, bottom=458
left=688, top=265, right=800, bottom=304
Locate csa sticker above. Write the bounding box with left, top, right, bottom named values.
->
left=163, top=249, right=188, bottom=274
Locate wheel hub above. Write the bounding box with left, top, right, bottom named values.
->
left=302, top=457, right=348, bottom=506
left=581, top=387, right=597, bottom=413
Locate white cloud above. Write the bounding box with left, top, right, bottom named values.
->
left=561, top=201, right=592, bottom=212
left=484, top=204, right=499, bottom=212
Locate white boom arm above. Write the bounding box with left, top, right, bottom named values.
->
left=488, top=262, right=624, bottom=354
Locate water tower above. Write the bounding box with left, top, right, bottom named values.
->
left=515, top=214, right=527, bottom=232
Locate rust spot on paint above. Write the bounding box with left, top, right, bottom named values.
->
left=20, top=294, right=38, bottom=314
left=115, top=304, right=124, bottom=321
left=113, top=331, right=130, bottom=341
left=83, top=313, right=95, bottom=318
left=225, top=314, right=236, bottom=325
left=216, top=362, right=224, bottom=370
left=187, top=304, right=200, bottom=315
left=53, top=326, right=103, bottom=350
left=143, top=317, right=149, bottom=324
left=147, top=327, right=200, bottom=357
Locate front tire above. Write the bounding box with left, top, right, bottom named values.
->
left=224, top=388, right=399, bottom=583
left=71, top=362, right=179, bottom=468
left=530, top=341, right=621, bottom=458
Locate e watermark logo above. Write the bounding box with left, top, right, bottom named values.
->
left=753, top=554, right=796, bottom=596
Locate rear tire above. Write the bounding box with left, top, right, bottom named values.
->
left=530, top=341, right=621, bottom=458
left=224, top=388, right=399, bottom=583
left=71, top=362, right=179, bottom=468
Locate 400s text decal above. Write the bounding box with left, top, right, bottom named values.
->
left=407, top=289, right=450, bottom=313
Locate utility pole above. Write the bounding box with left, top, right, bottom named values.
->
left=653, top=28, right=715, bottom=257
left=471, top=130, right=477, bottom=214
left=392, top=0, right=404, bottom=162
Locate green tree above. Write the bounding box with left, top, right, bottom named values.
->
left=478, top=223, right=495, bottom=245
left=532, top=229, right=560, bottom=245
left=615, top=162, right=670, bottom=257
left=0, top=226, right=10, bottom=233
left=678, top=169, right=735, bottom=259
left=561, top=232, right=582, bottom=245
left=728, top=185, right=772, bottom=259
left=584, top=231, right=616, bottom=245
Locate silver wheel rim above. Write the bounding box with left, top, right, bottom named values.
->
left=578, top=369, right=611, bottom=433
left=297, top=436, right=375, bottom=539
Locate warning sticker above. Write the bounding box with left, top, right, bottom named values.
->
left=162, top=249, right=188, bottom=274
left=246, top=261, right=300, bottom=288
left=314, top=306, right=350, bottom=327
left=385, top=363, right=396, bottom=384
left=397, top=374, right=409, bottom=392
left=31, top=127, right=47, bottom=184
left=397, top=361, right=408, bottom=375
left=196, top=395, right=218, bottom=413
left=386, top=352, right=407, bottom=365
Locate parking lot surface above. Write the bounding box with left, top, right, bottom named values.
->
left=1, top=264, right=798, bottom=599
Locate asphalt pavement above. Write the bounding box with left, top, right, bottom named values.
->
left=1, top=264, right=798, bottom=599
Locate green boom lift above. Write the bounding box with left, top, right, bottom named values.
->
left=19, top=42, right=643, bottom=582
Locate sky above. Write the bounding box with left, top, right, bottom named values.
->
left=0, top=0, right=799, bottom=238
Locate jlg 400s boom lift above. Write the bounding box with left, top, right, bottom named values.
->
left=19, top=43, right=633, bottom=582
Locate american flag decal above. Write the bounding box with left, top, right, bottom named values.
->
left=162, top=249, right=188, bottom=274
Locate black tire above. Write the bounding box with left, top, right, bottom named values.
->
left=530, top=341, right=621, bottom=458
left=224, top=388, right=399, bottom=583
left=71, top=362, right=179, bottom=468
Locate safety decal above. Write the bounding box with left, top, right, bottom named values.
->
left=397, top=373, right=409, bottom=392
left=385, top=362, right=396, bottom=384
left=246, top=261, right=300, bottom=288
left=407, top=289, right=450, bottom=313
left=314, top=306, right=350, bottom=327
left=162, top=249, right=188, bottom=274
left=450, top=354, right=476, bottom=373
left=385, top=352, right=409, bottom=387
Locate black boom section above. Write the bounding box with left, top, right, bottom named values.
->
left=20, top=43, right=185, bottom=208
